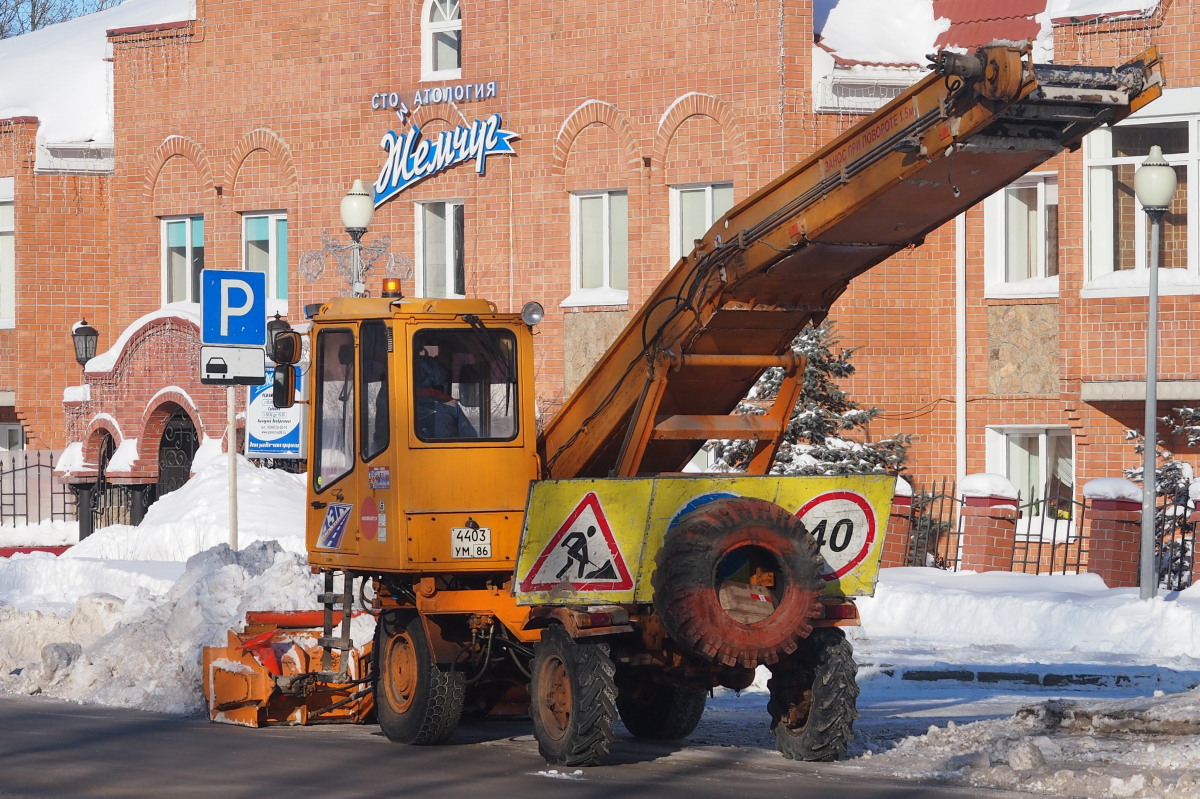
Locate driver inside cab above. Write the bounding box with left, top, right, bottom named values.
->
left=415, top=352, right=477, bottom=439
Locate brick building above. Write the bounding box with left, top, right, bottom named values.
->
left=0, top=0, right=1197, bottom=509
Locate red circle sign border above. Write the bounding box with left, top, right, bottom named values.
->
left=795, top=490, right=877, bottom=580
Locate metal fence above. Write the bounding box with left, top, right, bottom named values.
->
left=1009, top=489, right=1088, bottom=576
left=899, top=480, right=1195, bottom=587
left=905, top=479, right=964, bottom=570
left=0, top=450, right=76, bottom=527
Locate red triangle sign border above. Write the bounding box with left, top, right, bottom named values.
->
left=519, top=491, right=634, bottom=593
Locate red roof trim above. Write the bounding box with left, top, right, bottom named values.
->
left=107, top=20, right=191, bottom=38
left=815, top=38, right=923, bottom=69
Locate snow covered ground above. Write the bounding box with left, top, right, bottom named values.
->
left=2, top=457, right=1199, bottom=798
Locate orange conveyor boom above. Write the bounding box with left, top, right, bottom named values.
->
left=539, top=44, right=1163, bottom=480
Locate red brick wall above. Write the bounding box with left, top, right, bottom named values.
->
left=0, top=117, right=112, bottom=450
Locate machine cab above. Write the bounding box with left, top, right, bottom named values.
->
left=298, top=296, right=541, bottom=576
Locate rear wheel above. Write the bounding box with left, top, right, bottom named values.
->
left=767, top=628, right=858, bottom=761
left=616, top=671, right=707, bottom=740
left=375, top=613, right=464, bottom=745
left=529, top=624, right=616, bottom=766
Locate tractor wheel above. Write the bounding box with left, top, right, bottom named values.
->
left=616, top=670, right=707, bottom=740
left=652, top=497, right=824, bottom=668
left=767, top=627, right=859, bottom=761
left=375, top=613, right=464, bottom=745
left=529, top=624, right=617, bottom=766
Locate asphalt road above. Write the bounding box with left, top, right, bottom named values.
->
left=0, top=696, right=1034, bottom=799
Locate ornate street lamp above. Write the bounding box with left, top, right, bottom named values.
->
left=72, top=319, right=99, bottom=367
left=299, top=180, right=408, bottom=297
left=340, top=179, right=375, bottom=296
left=1133, top=144, right=1177, bottom=601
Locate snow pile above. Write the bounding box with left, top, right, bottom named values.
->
left=0, top=541, right=320, bottom=714
left=854, top=568, right=1200, bottom=665
left=0, top=457, right=319, bottom=714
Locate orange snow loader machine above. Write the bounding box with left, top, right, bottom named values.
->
left=202, top=44, right=1162, bottom=764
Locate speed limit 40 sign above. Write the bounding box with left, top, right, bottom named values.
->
left=796, top=490, right=877, bottom=582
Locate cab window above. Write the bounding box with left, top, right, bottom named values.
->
left=413, top=327, right=518, bottom=442
left=361, top=321, right=391, bottom=461
left=314, top=328, right=356, bottom=491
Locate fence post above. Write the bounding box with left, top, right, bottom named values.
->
left=959, top=474, right=1017, bottom=572
left=1083, top=478, right=1142, bottom=589
left=130, top=486, right=154, bottom=526
left=75, top=484, right=95, bottom=540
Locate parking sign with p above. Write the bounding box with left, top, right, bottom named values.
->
left=201, top=269, right=267, bottom=346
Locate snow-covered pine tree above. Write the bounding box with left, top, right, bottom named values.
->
left=709, top=321, right=910, bottom=476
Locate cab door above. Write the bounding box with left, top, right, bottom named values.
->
left=308, top=320, right=396, bottom=564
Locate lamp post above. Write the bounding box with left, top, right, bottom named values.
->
left=1134, top=144, right=1177, bottom=601
left=340, top=179, right=375, bottom=296
left=72, top=319, right=99, bottom=367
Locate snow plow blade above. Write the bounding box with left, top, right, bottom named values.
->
left=201, top=610, right=374, bottom=727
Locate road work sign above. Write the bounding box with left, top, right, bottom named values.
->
left=518, top=491, right=634, bottom=594
left=201, top=269, right=266, bottom=346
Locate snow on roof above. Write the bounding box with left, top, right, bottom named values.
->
left=0, top=0, right=193, bottom=145
left=819, top=0, right=1162, bottom=66
left=820, top=0, right=951, bottom=65
left=1046, top=0, right=1161, bottom=24
left=84, top=302, right=200, bottom=373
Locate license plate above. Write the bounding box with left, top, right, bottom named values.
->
left=451, top=527, right=492, bottom=558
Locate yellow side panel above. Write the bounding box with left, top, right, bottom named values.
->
left=514, top=474, right=894, bottom=606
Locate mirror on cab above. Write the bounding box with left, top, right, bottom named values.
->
left=269, top=330, right=302, bottom=365
left=273, top=365, right=296, bottom=409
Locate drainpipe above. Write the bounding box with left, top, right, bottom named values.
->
left=956, top=213, right=967, bottom=482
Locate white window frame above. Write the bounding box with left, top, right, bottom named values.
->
left=564, top=189, right=629, bottom=307
left=670, top=182, right=734, bottom=264
left=160, top=215, right=204, bottom=305
left=983, top=173, right=1059, bottom=298
left=0, top=177, right=14, bottom=329
left=241, top=211, right=288, bottom=301
left=421, top=0, right=462, bottom=82
left=985, top=425, right=1075, bottom=503
left=415, top=199, right=465, bottom=299
left=1083, top=86, right=1200, bottom=297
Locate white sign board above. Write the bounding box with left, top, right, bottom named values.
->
left=200, top=345, right=266, bottom=386
left=245, top=366, right=305, bottom=459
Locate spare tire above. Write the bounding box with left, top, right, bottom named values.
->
left=651, top=497, right=824, bottom=668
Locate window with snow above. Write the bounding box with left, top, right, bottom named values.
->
left=243, top=212, right=288, bottom=301
left=985, top=426, right=1074, bottom=512
left=162, top=216, right=205, bottom=304
left=415, top=200, right=465, bottom=299
left=0, top=177, right=13, bottom=328
left=1085, top=115, right=1192, bottom=290
left=422, top=0, right=462, bottom=81
left=565, top=189, right=628, bottom=307
left=670, top=183, right=734, bottom=264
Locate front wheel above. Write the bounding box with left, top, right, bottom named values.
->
left=767, top=627, right=859, bottom=761
left=529, top=624, right=617, bottom=766
left=375, top=613, right=465, bottom=745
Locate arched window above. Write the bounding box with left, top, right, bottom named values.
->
left=423, top=0, right=461, bottom=80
